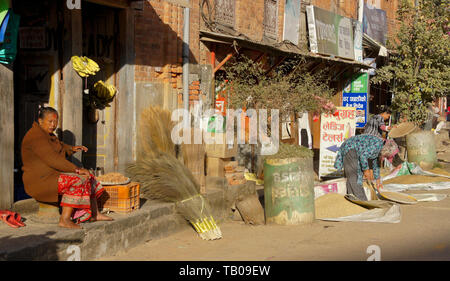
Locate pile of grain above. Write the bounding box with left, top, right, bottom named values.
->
left=97, top=172, right=129, bottom=183
left=379, top=191, right=417, bottom=204
left=315, top=193, right=368, bottom=219
left=383, top=175, right=450, bottom=185
left=427, top=167, right=450, bottom=177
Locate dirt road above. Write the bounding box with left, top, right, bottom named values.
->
left=98, top=188, right=450, bottom=261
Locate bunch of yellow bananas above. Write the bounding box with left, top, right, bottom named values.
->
left=89, top=80, right=117, bottom=109
left=94, top=80, right=116, bottom=100
left=71, top=56, right=100, bottom=77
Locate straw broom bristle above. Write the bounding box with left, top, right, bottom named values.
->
left=128, top=105, right=222, bottom=240
left=126, top=152, right=199, bottom=201
left=139, top=106, right=176, bottom=158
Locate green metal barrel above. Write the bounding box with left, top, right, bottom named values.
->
left=263, top=157, right=315, bottom=225
left=406, top=130, right=437, bottom=169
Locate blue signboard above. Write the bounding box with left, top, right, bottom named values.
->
left=342, top=92, right=368, bottom=128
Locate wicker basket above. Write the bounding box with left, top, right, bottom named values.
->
left=99, top=182, right=140, bottom=213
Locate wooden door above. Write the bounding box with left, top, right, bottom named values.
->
left=81, top=2, right=119, bottom=173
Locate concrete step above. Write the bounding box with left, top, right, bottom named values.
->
left=0, top=187, right=229, bottom=261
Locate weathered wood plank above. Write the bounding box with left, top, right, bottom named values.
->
left=116, top=7, right=136, bottom=173
left=62, top=9, right=83, bottom=164
left=0, top=64, right=14, bottom=209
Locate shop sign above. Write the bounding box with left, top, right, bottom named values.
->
left=215, top=0, right=235, bottom=27
left=283, top=0, right=301, bottom=45
left=353, top=19, right=363, bottom=62
left=343, top=92, right=368, bottom=128
left=306, top=5, right=354, bottom=60
left=318, top=107, right=356, bottom=179
left=344, top=72, right=368, bottom=93
left=363, top=2, right=387, bottom=45
left=264, top=0, right=278, bottom=39
left=343, top=73, right=369, bottom=128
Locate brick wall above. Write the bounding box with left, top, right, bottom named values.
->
left=134, top=1, right=201, bottom=84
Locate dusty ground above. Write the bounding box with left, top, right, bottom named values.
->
left=98, top=188, right=450, bottom=261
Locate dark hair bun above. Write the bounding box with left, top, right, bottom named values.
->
left=38, top=106, right=58, bottom=120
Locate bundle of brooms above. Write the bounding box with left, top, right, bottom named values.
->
left=127, top=106, right=222, bottom=240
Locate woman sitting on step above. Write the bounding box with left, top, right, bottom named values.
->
left=21, top=106, right=113, bottom=229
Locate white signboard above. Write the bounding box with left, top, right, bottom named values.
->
left=283, top=0, right=301, bottom=45
left=319, top=107, right=356, bottom=179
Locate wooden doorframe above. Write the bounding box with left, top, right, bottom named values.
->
left=0, top=64, right=14, bottom=209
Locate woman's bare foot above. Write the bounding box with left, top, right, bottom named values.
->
left=58, top=217, right=81, bottom=229
left=95, top=213, right=114, bottom=221
left=89, top=213, right=114, bottom=222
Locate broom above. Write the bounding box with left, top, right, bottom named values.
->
left=127, top=106, right=222, bottom=240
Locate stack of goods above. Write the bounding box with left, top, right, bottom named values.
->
left=206, top=133, right=246, bottom=185
left=127, top=106, right=222, bottom=240
left=97, top=172, right=140, bottom=214
left=224, top=164, right=246, bottom=186
left=0, top=6, right=20, bottom=64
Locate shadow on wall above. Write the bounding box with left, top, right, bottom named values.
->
left=134, top=1, right=198, bottom=70
left=0, top=231, right=83, bottom=261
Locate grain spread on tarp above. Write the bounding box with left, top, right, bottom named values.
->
left=315, top=193, right=368, bottom=219
left=383, top=175, right=450, bottom=185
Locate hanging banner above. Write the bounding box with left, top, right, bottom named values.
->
left=319, top=107, right=356, bottom=179
left=306, top=5, right=355, bottom=60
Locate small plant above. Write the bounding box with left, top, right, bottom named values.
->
left=216, top=55, right=335, bottom=116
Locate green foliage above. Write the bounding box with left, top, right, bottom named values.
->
left=372, top=0, right=450, bottom=125
left=215, top=55, right=335, bottom=117
left=264, top=142, right=314, bottom=160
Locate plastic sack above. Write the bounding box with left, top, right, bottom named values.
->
left=405, top=193, right=447, bottom=202
left=318, top=204, right=401, bottom=224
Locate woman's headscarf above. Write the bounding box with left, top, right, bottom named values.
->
left=380, top=139, right=399, bottom=163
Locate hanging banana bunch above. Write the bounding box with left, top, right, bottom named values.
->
left=71, top=56, right=100, bottom=78
left=91, top=80, right=117, bottom=110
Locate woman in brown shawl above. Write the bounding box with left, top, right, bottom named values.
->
left=21, top=107, right=112, bottom=229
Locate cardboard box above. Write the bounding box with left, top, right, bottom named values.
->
left=205, top=133, right=238, bottom=158
left=206, top=157, right=233, bottom=177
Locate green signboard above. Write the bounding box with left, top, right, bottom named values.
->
left=344, top=73, right=368, bottom=94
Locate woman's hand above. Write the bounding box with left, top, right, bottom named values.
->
left=72, top=146, right=88, bottom=153
left=363, top=169, right=374, bottom=181
left=77, top=168, right=90, bottom=178
left=376, top=179, right=383, bottom=191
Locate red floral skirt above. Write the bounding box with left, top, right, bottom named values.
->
left=58, top=173, right=104, bottom=223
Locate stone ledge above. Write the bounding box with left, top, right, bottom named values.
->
left=0, top=188, right=227, bottom=260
